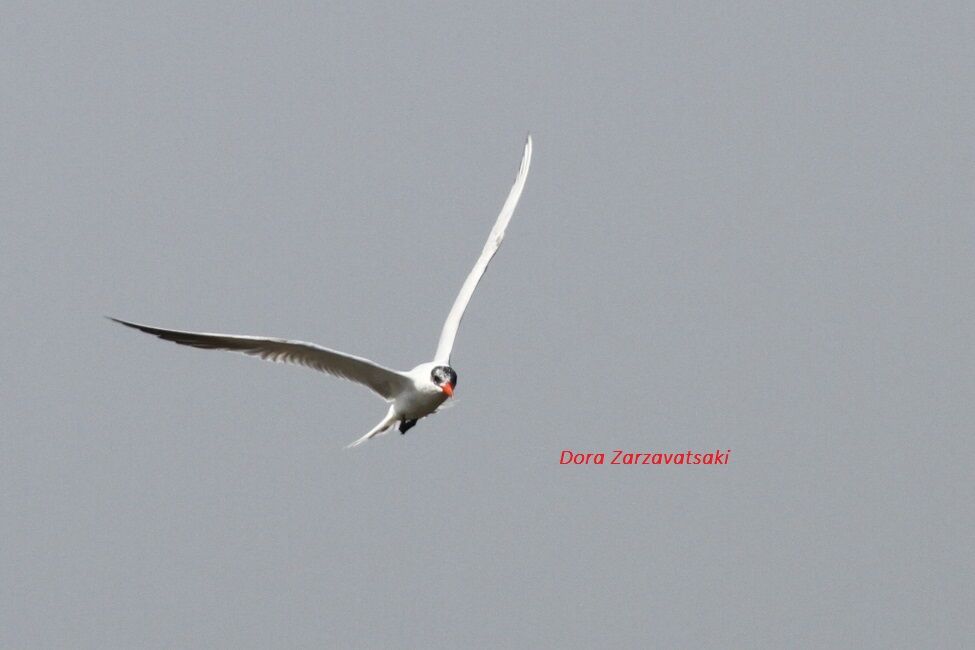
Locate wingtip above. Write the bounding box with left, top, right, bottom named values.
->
left=107, top=316, right=134, bottom=328
left=107, top=317, right=151, bottom=334
left=522, top=133, right=533, bottom=167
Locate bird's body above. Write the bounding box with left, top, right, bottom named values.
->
left=112, top=135, right=532, bottom=447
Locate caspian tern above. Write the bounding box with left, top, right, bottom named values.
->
left=112, top=135, right=532, bottom=447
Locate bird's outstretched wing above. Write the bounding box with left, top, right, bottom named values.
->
left=110, top=318, right=411, bottom=400
left=433, top=134, right=533, bottom=365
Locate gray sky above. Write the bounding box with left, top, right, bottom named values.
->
left=2, top=2, right=973, bottom=648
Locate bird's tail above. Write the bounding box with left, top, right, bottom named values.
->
left=346, top=407, right=398, bottom=448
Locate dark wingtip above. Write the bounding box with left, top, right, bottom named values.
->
left=107, top=317, right=143, bottom=332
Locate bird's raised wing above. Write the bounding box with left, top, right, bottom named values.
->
left=433, top=134, right=532, bottom=364
left=110, top=318, right=411, bottom=400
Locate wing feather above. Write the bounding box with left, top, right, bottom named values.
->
left=110, top=318, right=410, bottom=399
left=433, top=135, right=532, bottom=364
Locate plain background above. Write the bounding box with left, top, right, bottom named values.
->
left=2, top=2, right=973, bottom=648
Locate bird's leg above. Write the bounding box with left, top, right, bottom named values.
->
left=399, top=419, right=417, bottom=435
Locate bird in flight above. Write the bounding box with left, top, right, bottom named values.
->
left=112, top=135, right=532, bottom=447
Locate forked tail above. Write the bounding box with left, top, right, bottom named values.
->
left=346, top=407, right=398, bottom=448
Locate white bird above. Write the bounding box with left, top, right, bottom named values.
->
left=112, top=135, right=532, bottom=447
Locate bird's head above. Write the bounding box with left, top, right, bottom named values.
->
left=431, top=366, right=457, bottom=397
